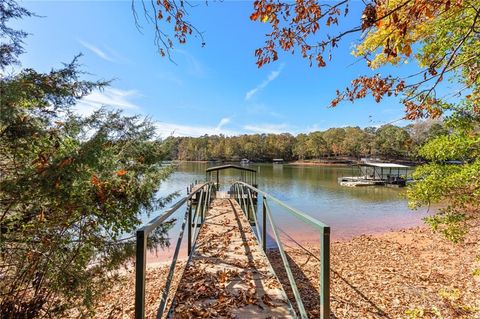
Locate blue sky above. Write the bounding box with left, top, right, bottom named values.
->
left=15, top=0, right=417, bottom=137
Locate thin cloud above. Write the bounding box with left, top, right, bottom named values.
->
left=245, top=103, right=285, bottom=119
left=156, top=120, right=238, bottom=138
left=74, top=87, right=141, bottom=116
left=216, top=117, right=232, bottom=130
left=79, top=40, right=115, bottom=62
left=245, top=64, right=284, bottom=101
left=243, top=123, right=290, bottom=134
left=156, top=71, right=184, bottom=86
left=175, top=49, right=207, bottom=77
left=304, top=122, right=327, bottom=132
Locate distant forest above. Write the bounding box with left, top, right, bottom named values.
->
left=160, top=121, right=447, bottom=162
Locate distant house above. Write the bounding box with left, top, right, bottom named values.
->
left=273, top=158, right=284, bottom=164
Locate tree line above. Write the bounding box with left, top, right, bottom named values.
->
left=161, top=122, right=447, bottom=162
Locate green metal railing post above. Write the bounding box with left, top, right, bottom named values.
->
left=239, top=185, right=245, bottom=212
left=246, top=186, right=250, bottom=220
left=207, top=184, right=212, bottom=207
left=187, top=202, right=192, bottom=255
left=242, top=186, right=248, bottom=216
left=238, top=184, right=242, bottom=209
left=135, top=230, right=146, bottom=319
left=320, top=226, right=331, bottom=319
left=237, top=184, right=240, bottom=204
left=247, top=188, right=262, bottom=245
left=203, top=185, right=209, bottom=217
left=262, top=195, right=267, bottom=252
left=198, top=189, right=204, bottom=223
left=201, top=187, right=205, bottom=219
left=203, top=186, right=207, bottom=219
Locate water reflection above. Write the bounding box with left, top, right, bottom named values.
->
left=151, top=162, right=428, bottom=248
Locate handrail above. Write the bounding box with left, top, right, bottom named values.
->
left=264, top=199, right=308, bottom=317
left=234, top=181, right=328, bottom=230
left=234, top=184, right=263, bottom=248
left=231, top=181, right=330, bottom=319
left=246, top=187, right=263, bottom=246
left=137, top=182, right=209, bottom=234
left=136, top=180, right=329, bottom=319
left=135, top=181, right=214, bottom=319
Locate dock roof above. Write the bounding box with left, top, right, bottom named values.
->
left=206, top=164, right=257, bottom=173
left=361, top=162, right=410, bottom=168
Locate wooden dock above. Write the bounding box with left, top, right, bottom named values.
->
left=136, top=171, right=330, bottom=319
left=170, top=198, right=293, bottom=318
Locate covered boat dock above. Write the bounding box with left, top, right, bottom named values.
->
left=339, top=162, right=411, bottom=187
left=206, top=164, right=257, bottom=189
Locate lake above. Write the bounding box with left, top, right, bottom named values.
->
left=146, top=162, right=429, bottom=262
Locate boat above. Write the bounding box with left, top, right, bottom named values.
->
left=240, top=158, right=250, bottom=165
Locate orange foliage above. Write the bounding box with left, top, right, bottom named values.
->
left=116, top=169, right=127, bottom=176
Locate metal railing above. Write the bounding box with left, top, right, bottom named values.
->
left=231, top=181, right=330, bottom=319
left=135, top=181, right=214, bottom=319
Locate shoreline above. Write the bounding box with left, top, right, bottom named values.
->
left=144, top=218, right=430, bottom=265
left=171, top=159, right=419, bottom=167
left=288, top=160, right=352, bottom=167
left=171, top=159, right=353, bottom=166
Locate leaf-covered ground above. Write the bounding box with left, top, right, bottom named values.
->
left=270, top=225, right=480, bottom=319
left=84, top=262, right=184, bottom=319
left=87, top=225, right=479, bottom=318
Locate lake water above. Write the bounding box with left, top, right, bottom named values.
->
left=146, top=162, right=429, bottom=262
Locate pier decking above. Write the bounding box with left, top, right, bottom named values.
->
left=170, top=198, right=293, bottom=318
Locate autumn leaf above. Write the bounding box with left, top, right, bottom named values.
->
left=37, top=211, right=46, bottom=222
left=425, top=8, right=434, bottom=19
left=402, top=44, right=412, bottom=57
left=91, top=175, right=101, bottom=187
left=59, top=157, right=74, bottom=168
left=116, top=169, right=127, bottom=176
left=262, top=294, right=277, bottom=307
left=91, top=175, right=106, bottom=202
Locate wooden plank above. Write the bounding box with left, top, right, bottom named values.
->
left=170, top=199, right=293, bottom=318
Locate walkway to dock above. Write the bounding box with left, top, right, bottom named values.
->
left=170, top=198, right=293, bottom=318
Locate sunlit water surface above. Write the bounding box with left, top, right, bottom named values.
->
left=144, top=162, right=429, bottom=262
